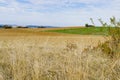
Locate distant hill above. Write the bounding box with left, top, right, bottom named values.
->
left=0, top=25, right=3, bottom=28
left=26, top=25, right=57, bottom=28
left=0, top=24, right=17, bottom=28
left=0, top=24, right=58, bottom=28
left=26, top=25, right=45, bottom=28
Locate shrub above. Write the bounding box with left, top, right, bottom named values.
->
left=85, top=24, right=95, bottom=27
left=97, top=17, right=120, bottom=58
left=3, top=25, right=12, bottom=29
left=16, top=26, right=24, bottom=28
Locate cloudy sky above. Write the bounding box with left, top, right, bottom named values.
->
left=0, top=0, right=120, bottom=26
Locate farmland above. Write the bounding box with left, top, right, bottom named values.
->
left=47, top=27, right=112, bottom=35
left=0, top=28, right=120, bottom=80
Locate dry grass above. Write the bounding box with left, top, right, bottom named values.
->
left=0, top=28, right=119, bottom=80
left=0, top=28, right=82, bottom=36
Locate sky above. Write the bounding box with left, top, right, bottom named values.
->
left=0, top=0, right=120, bottom=26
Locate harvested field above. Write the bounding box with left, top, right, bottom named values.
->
left=0, top=28, right=77, bottom=36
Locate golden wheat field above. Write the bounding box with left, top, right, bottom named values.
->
left=0, top=28, right=120, bottom=80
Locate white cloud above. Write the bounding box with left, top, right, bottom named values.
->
left=0, top=0, right=120, bottom=26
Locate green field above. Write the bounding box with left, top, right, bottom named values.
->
left=47, top=27, right=112, bottom=35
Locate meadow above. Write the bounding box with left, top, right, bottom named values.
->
left=46, top=27, right=117, bottom=35
left=0, top=27, right=120, bottom=80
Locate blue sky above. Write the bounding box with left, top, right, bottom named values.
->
left=0, top=0, right=120, bottom=26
